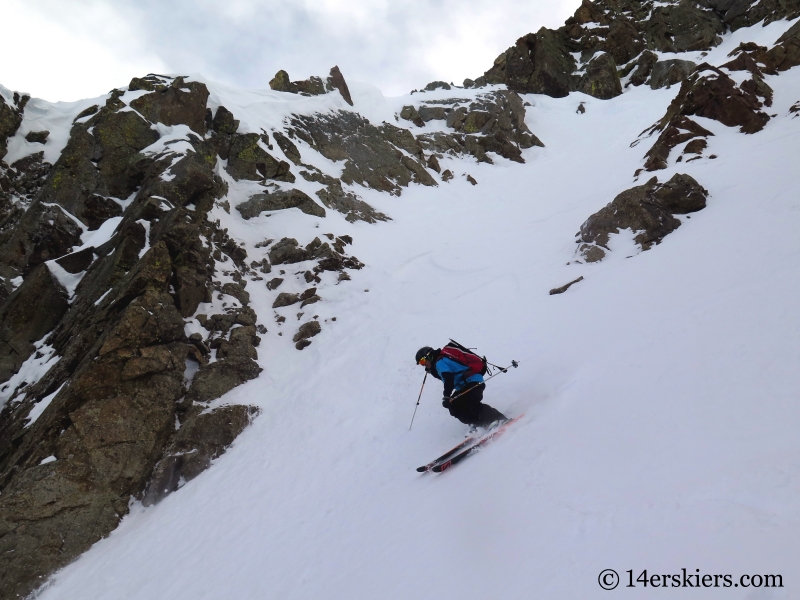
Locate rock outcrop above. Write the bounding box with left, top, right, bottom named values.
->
left=577, top=173, right=708, bottom=261
left=638, top=63, right=771, bottom=171
left=468, top=0, right=799, bottom=102
left=269, top=65, right=354, bottom=105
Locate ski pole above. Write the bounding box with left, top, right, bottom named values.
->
left=449, top=360, right=519, bottom=402
left=409, top=371, right=428, bottom=431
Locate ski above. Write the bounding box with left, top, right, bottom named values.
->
left=416, top=436, right=476, bottom=472
left=430, top=415, right=524, bottom=473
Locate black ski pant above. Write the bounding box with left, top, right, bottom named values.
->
left=447, top=383, right=506, bottom=427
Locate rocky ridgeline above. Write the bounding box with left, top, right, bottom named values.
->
left=471, top=0, right=799, bottom=98
left=1, top=61, right=532, bottom=597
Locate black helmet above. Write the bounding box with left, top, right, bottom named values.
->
left=415, top=346, right=434, bottom=364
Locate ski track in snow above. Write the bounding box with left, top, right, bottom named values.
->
left=29, top=22, right=800, bottom=600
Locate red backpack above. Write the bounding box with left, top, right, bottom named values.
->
left=439, top=342, right=488, bottom=377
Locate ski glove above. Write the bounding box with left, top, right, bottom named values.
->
left=442, top=396, right=451, bottom=408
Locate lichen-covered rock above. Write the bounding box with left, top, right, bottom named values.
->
left=273, top=292, right=300, bottom=308
left=211, top=106, right=239, bottom=135
left=237, top=189, right=326, bottom=219
left=269, top=70, right=294, bottom=92
left=578, top=53, right=622, bottom=99
left=578, top=173, right=708, bottom=260
left=226, top=133, right=294, bottom=182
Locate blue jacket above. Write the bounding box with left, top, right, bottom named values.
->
left=432, top=355, right=484, bottom=397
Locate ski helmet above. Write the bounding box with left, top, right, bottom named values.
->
left=415, top=346, right=433, bottom=364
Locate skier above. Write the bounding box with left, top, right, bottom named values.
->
left=415, top=345, right=507, bottom=430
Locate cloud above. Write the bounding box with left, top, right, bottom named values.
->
left=1, top=0, right=580, bottom=101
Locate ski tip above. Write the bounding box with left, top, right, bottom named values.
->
left=416, top=466, right=429, bottom=473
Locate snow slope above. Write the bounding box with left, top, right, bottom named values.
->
left=32, top=24, right=800, bottom=600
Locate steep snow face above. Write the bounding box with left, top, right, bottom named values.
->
left=30, top=24, right=800, bottom=600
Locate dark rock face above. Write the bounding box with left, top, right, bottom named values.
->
left=0, top=266, right=69, bottom=382
left=644, top=4, right=725, bottom=52
left=237, top=189, right=326, bottom=219
left=649, top=59, right=697, bottom=89
left=484, top=28, right=578, bottom=97
left=578, top=174, right=708, bottom=261
left=143, top=404, right=257, bottom=505
left=129, top=76, right=209, bottom=135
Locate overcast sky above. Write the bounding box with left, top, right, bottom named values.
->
left=1, top=0, right=580, bottom=102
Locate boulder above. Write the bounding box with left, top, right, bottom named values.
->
left=25, top=130, right=49, bottom=144
left=268, top=237, right=308, bottom=265
left=272, top=292, right=300, bottom=308
left=237, top=189, right=326, bottom=219
left=400, top=105, right=425, bottom=127
left=269, top=70, right=295, bottom=92
left=211, top=106, right=239, bottom=135
left=293, top=320, right=321, bottom=343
